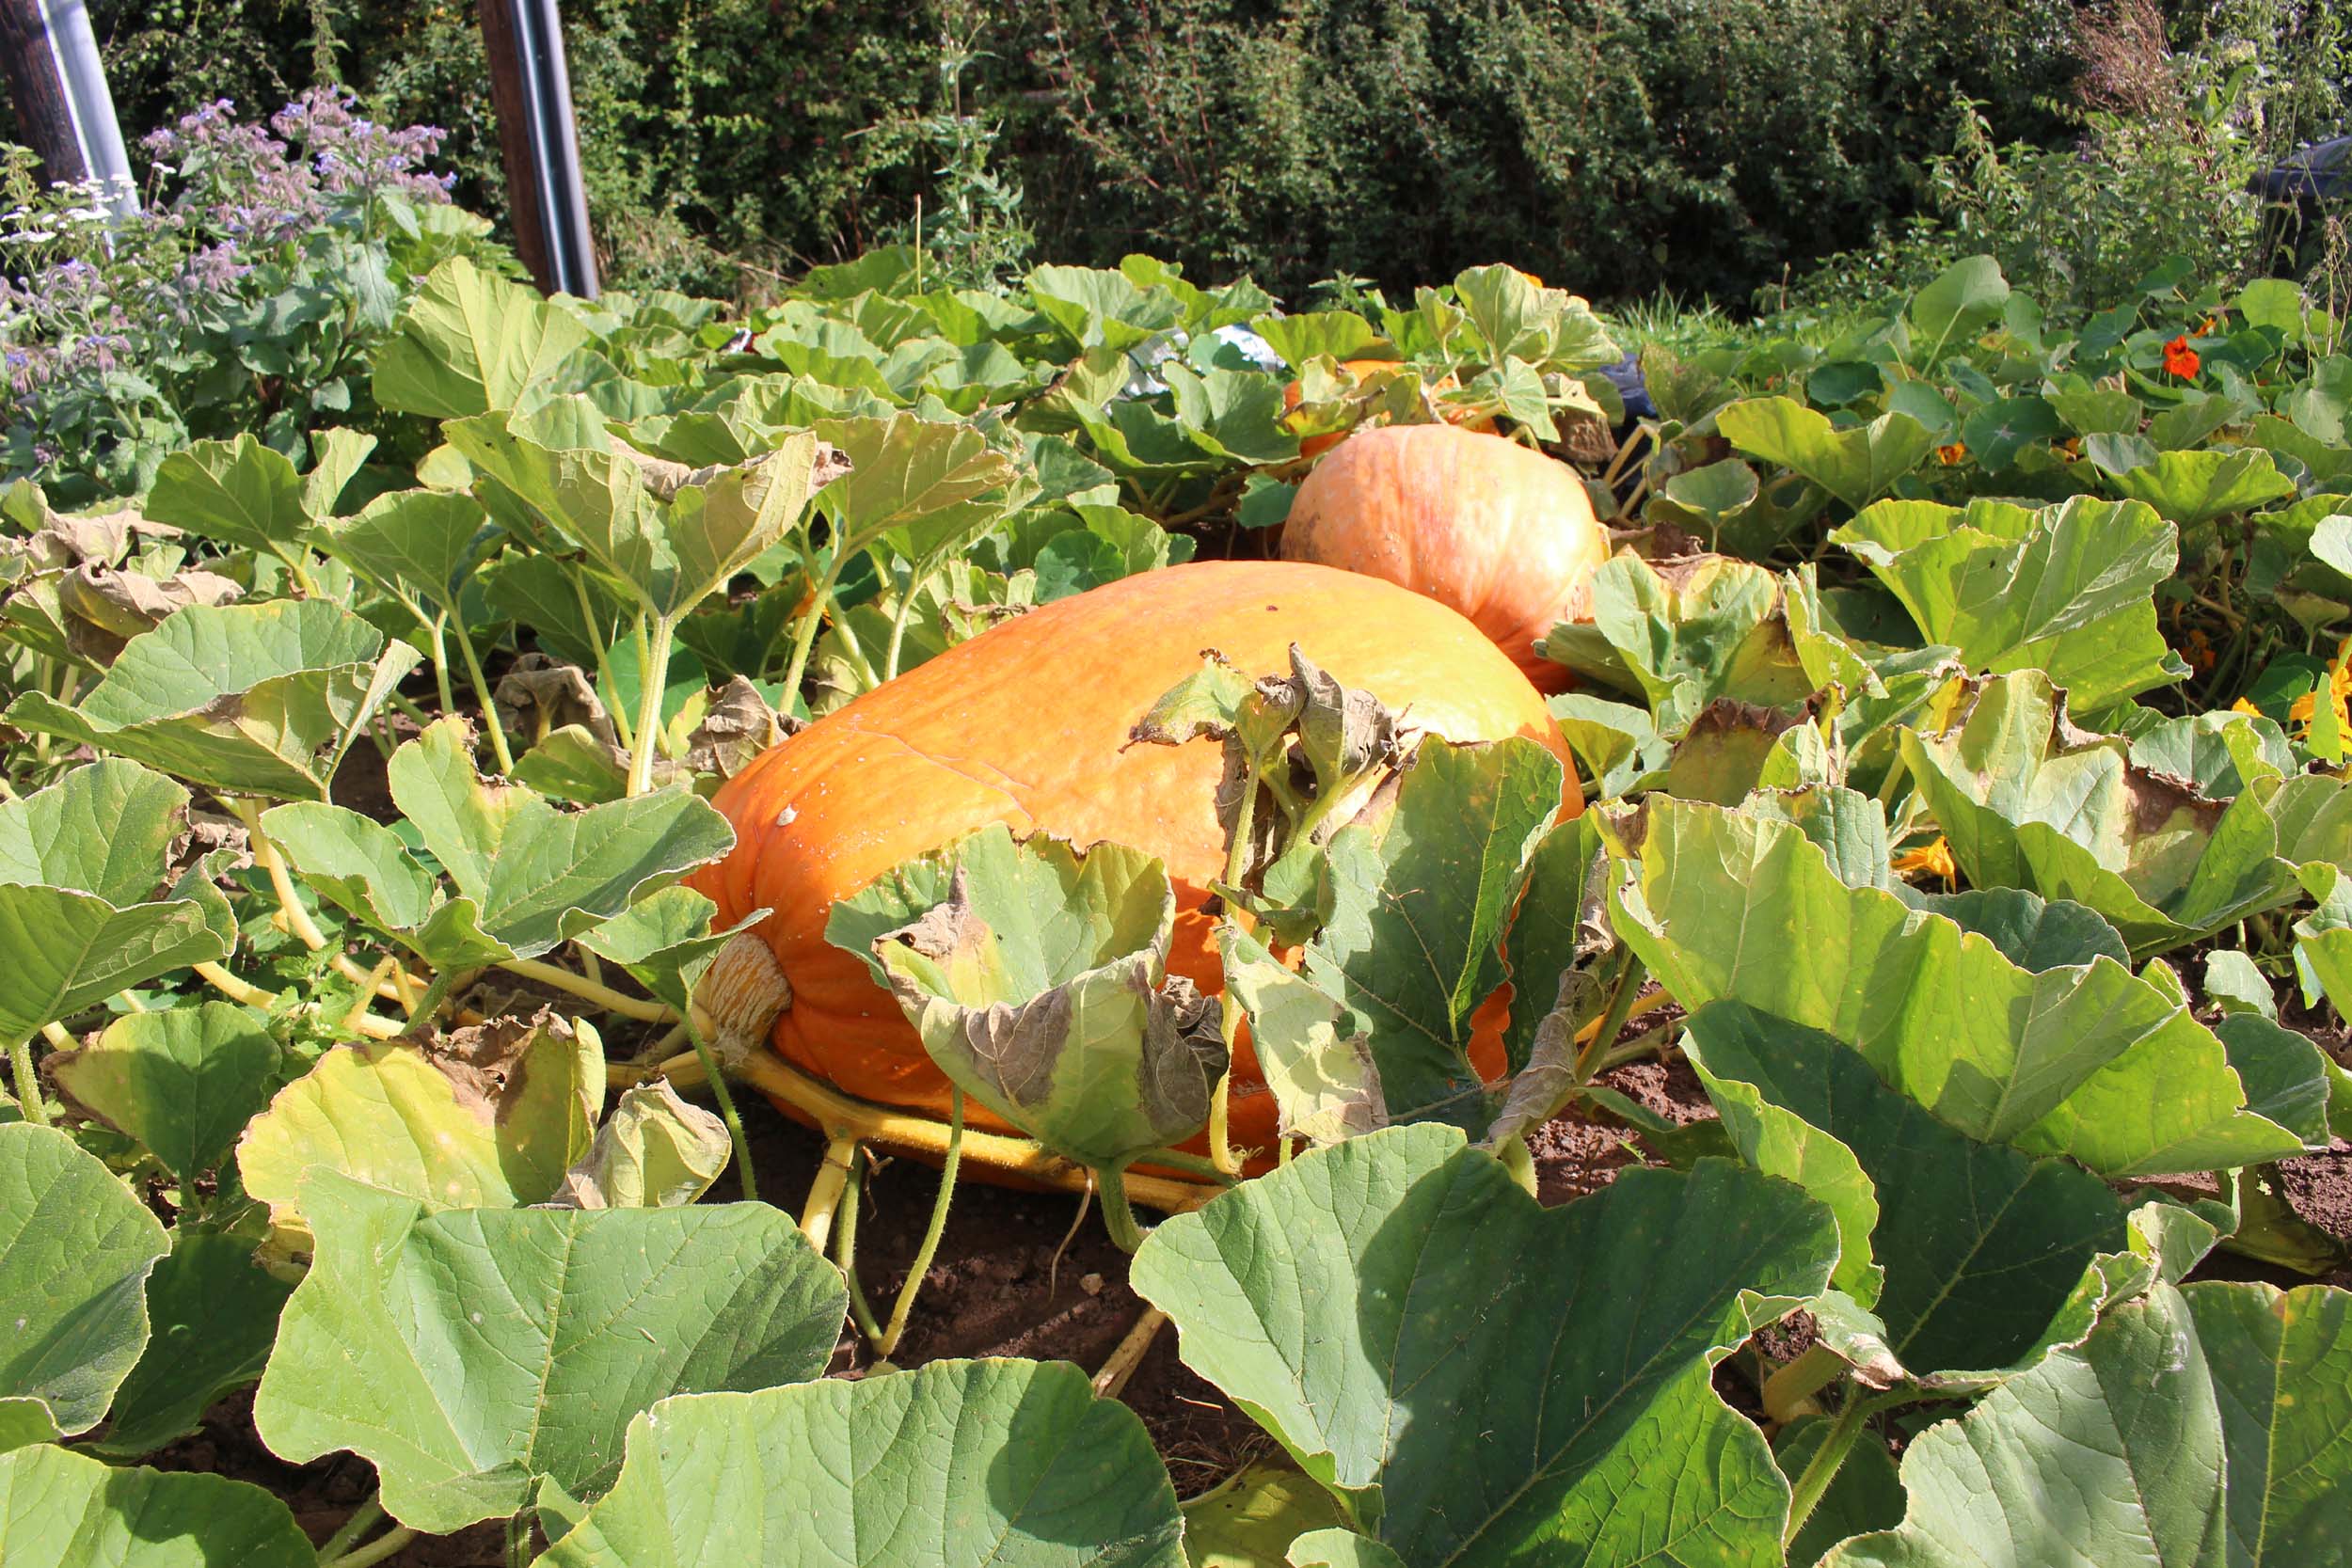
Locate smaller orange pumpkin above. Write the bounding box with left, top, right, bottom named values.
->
left=1279, top=422, right=1609, bottom=692
left=1280, top=358, right=1493, bottom=458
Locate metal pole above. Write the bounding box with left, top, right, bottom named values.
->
left=478, top=0, right=596, bottom=298
left=0, top=0, right=135, bottom=214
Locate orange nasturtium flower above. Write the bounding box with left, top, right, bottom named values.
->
left=2191, top=314, right=2218, bottom=338
left=2163, top=335, right=2201, bottom=379
left=1891, top=835, right=1958, bottom=885
left=1935, top=441, right=1968, bottom=466
left=2058, top=436, right=2084, bottom=459
left=2287, top=635, right=2352, bottom=739
left=2185, top=627, right=2217, bottom=673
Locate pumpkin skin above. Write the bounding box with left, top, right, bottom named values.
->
left=1279, top=422, right=1609, bottom=693
left=1280, top=358, right=1492, bottom=457
left=691, top=560, right=1577, bottom=1163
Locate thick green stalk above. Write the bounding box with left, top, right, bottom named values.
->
left=451, top=619, right=516, bottom=775
left=877, top=1092, right=963, bottom=1357
left=315, top=1497, right=385, bottom=1561
left=1783, top=1390, right=1889, bottom=1548
left=1099, top=1164, right=1146, bottom=1253
left=775, top=552, right=848, bottom=710
left=505, top=1513, right=533, bottom=1568
left=627, top=615, right=677, bottom=798
left=684, top=1019, right=757, bottom=1202
left=573, top=572, right=631, bottom=750
left=421, top=612, right=457, bottom=716
left=836, top=1151, right=883, bottom=1342
left=320, top=1528, right=416, bottom=1568
left=8, top=1035, right=48, bottom=1125
left=1575, top=958, right=1649, bottom=1085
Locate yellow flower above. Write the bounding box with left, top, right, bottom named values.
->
left=2232, top=697, right=2263, bottom=717
left=2288, top=635, right=2352, bottom=739
left=1891, top=835, right=1958, bottom=885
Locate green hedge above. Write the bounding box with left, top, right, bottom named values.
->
left=13, top=0, right=2107, bottom=303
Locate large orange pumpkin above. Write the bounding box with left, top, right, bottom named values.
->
left=1279, top=422, right=1609, bottom=692
left=691, top=560, right=1577, bottom=1164
left=1280, top=358, right=1493, bottom=457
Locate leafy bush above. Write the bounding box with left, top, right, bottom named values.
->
left=0, top=92, right=501, bottom=500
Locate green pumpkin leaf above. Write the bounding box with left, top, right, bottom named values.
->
left=1831, top=496, right=2188, bottom=710
left=1717, top=397, right=1935, bottom=511
left=534, top=1358, right=1184, bottom=1567
left=552, top=1078, right=731, bottom=1210
left=0, top=1122, right=169, bottom=1438
left=1219, top=926, right=1386, bottom=1148
left=321, top=487, right=496, bottom=615
left=1547, top=553, right=1815, bottom=737
left=87, top=1227, right=294, bottom=1458
left=1605, top=798, right=2301, bottom=1175
left=49, top=1004, right=284, bottom=1183
left=1822, top=1285, right=2226, bottom=1568
left=143, top=434, right=309, bottom=561
left=1026, top=264, right=1187, bottom=355
left=252, top=1173, right=849, bottom=1533
left=2104, top=448, right=2296, bottom=527
left=1132, top=1125, right=1837, bottom=1565
left=373, top=255, right=596, bottom=419
left=0, top=1444, right=314, bottom=1567
left=814, top=412, right=1020, bottom=561
left=1905, top=255, right=2010, bottom=362
left=386, top=717, right=734, bottom=958
left=4, top=600, right=418, bottom=800
left=2181, top=1279, right=2352, bottom=1567
left=1182, top=1461, right=1354, bottom=1568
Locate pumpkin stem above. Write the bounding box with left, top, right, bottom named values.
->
left=1099, top=1163, right=1147, bottom=1253
left=801, top=1134, right=860, bottom=1252
left=690, top=933, right=793, bottom=1069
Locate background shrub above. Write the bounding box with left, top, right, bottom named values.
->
left=5, top=0, right=2344, bottom=308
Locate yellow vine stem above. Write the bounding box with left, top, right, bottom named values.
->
left=723, top=1051, right=1221, bottom=1217
left=496, top=957, right=675, bottom=1023
left=1092, top=1307, right=1169, bottom=1400
left=799, top=1134, right=860, bottom=1252
left=191, top=962, right=409, bottom=1040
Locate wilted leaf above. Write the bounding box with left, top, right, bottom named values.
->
left=1220, top=926, right=1385, bottom=1147
left=864, top=828, right=1226, bottom=1170
left=1133, top=1125, right=1837, bottom=1565
left=252, top=1173, right=849, bottom=1532
left=553, top=1078, right=731, bottom=1209
left=237, top=1016, right=599, bottom=1255
left=533, top=1358, right=1185, bottom=1568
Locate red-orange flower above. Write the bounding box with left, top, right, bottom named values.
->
left=1935, top=441, right=1967, bottom=466
left=2164, top=335, right=2201, bottom=379
left=2190, top=314, right=2218, bottom=339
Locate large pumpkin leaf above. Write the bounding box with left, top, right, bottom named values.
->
left=1716, top=397, right=1934, bottom=511
left=87, top=1227, right=294, bottom=1459
left=50, top=1004, right=285, bottom=1184
left=1901, top=673, right=2345, bottom=958
left=4, top=600, right=418, bottom=800
left=855, top=826, right=1226, bottom=1172
left=533, top=1360, right=1186, bottom=1568
left=143, top=433, right=310, bottom=562
left=372, top=255, right=596, bottom=419
left=1181, top=1461, right=1355, bottom=1568
left=237, top=1017, right=600, bottom=1256
left=2181, top=1280, right=2352, bottom=1567
left=1831, top=496, right=2188, bottom=709
left=814, top=412, right=1022, bottom=561
left=252, top=1171, right=849, bottom=1533
left=0, top=1444, right=314, bottom=1568
left=1823, top=1284, right=2228, bottom=1568
left=2102, top=447, right=2296, bottom=527
left=1025, top=263, right=1187, bottom=354
left=1300, top=739, right=1563, bottom=1128
left=1605, top=798, right=2302, bottom=1175
left=1686, top=1004, right=2136, bottom=1381
left=0, top=762, right=231, bottom=1046
left=384, top=717, right=734, bottom=958
left=1538, top=553, right=1814, bottom=733
left=0, top=1122, right=169, bottom=1440
left=1132, top=1125, right=1838, bottom=1566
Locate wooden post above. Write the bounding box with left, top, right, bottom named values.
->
left=477, top=0, right=597, bottom=298
left=0, top=0, right=135, bottom=209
